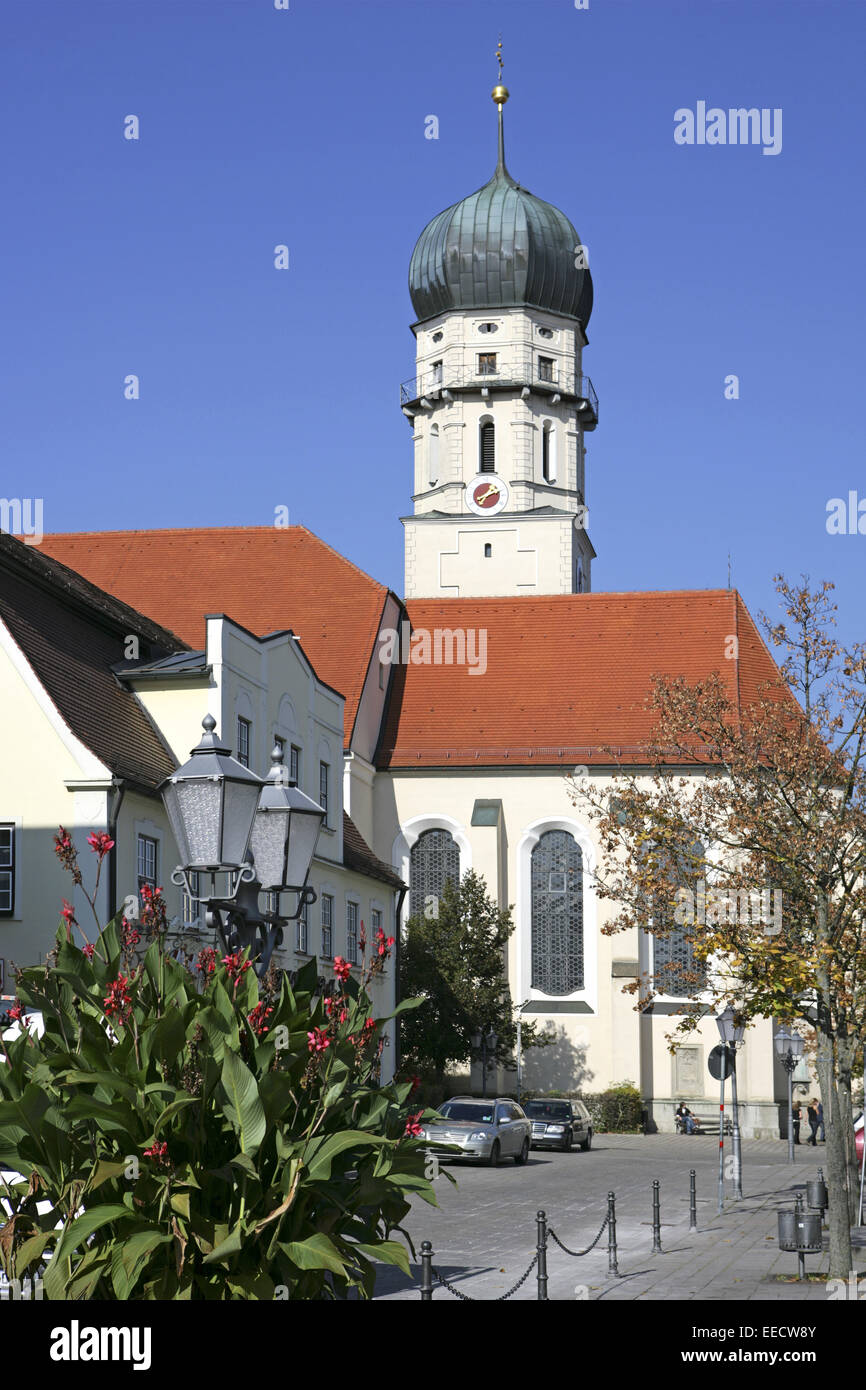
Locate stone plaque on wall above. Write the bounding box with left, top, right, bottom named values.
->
left=673, top=1046, right=702, bottom=1096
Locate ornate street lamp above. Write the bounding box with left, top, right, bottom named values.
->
left=161, top=720, right=325, bottom=977
left=249, top=745, right=325, bottom=914
left=717, top=1006, right=746, bottom=1199
left=162, top=715, right=262, bottom=903
left=775, top=1023, right=806, bottom=1164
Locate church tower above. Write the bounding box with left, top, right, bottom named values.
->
left=401, top=73, right=598, bottom=600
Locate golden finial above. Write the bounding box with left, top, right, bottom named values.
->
left=491, top=37, right=509, bottom=107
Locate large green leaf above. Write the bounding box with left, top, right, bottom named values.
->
left=219, top=1051, right=266, bottom=1154
left=351, top=1239, right=411, bottom=1275
left=43, top=1204, right=130, bottom=1299
left=304, top=1130, right=385, bottom=1181
left=279, top=1232, right=347, bottom=1275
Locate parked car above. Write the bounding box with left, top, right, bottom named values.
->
left=420, top=1097, right=531, bottom=1166
left=523, top=1097, right=593, bottom=1152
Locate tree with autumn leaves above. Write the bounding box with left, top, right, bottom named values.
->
left=570, top=576, right=866, bottom=1278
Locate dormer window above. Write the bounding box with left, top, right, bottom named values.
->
left=538, top=326, right=554, bottom=339
left=432, top=331, right=444, bottom=343
left=478, top=322, right=499, bottom=334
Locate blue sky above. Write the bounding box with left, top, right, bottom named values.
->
left=2, top=0, right=865, bottom=644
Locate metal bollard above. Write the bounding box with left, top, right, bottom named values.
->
left=607, top=1191, right=619, bottom=1276
left=795, top=1193, right=806, bottom=1282
left=652, top=1178, right=662, bottom=1253
left=689, top=1169, right=698, bottom=1233
left=419, top=1240, right=434, bottom=1300
left=536, top=1209, right=549, bottom=1301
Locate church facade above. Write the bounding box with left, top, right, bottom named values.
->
left=35, top=84, right=803, bottom=1135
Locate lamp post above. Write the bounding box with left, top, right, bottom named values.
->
left=472, top=1026, right=498, bottom=1097
left=717, top=1006, right=746, bottom=1200
left=161, top=720, right=325, bottom=976
left=774, top=1023, right=806, bottom=1164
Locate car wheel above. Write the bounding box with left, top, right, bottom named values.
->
left=562, top=1130, right=573, bottom=1152
left=487, top=1140, right=501, bottom=1168
left=514, top=1137, right=530, bottom=1166
left=580, top=1129, right=592, bottom=1152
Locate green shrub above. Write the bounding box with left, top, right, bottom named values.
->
left=0, top=909, right=440, bottom=1300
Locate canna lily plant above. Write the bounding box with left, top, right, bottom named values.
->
left=0, top=831, right=442, bottom=1299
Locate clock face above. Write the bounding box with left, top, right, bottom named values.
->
left=465, top=474, right=509, bottom=517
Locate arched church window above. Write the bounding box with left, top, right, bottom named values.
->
left=480, top=420, right=495, bottom=473
left=409, top=828, right=460, bottom=920
left=653, top=841, right=708, bottom=998
left=531, top=829, right=584, bottom=995
left=428, top=424, right=440, bottom=486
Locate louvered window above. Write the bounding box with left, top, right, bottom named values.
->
left=409, top=828, right=460, bottom=920
left=531, top=830, right=583, bottom=995
left=480, top=422, right=495, bottom=473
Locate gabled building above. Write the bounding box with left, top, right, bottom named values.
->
left=0, top=534, right=403, bottom=1066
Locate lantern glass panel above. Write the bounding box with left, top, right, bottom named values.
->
left=175, top=780, right=223, bottom=866
left=249, top=810, right=287, bottom=890
left=283, top=810, right=322, bottom=888
left=221, top=779, right=261, bottom=866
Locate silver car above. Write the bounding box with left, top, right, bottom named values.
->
left=421, top=1097, right=531, bottom=1167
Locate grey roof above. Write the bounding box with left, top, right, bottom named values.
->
left=408, top=111, right=593, bottom=327
left=113, top=650, right=210, bottom=679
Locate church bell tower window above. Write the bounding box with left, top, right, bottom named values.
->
left=479, top=419, right=495, bottom=472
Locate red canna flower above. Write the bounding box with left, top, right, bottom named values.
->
left=405, top=1111, right=425, bottom=1138
left=248, top=1002, right=273, bottom=1038
left=307, top=1027, right=330, bottom=1053
left=104, top=973, right=133, bottom=1023
left=143, top=1140, right=170, bottom=1166
left=86, top=831, right=115, bottom=859
left=61, top=899, right=76, bottom=924
left=8, top=1001, right=25, bottom=1022
left=82, top=943, right=95, bottom=961
left=196, top=947, right=217, bottom=977
left=333, top=956, right=351, bottom=982
left=222, top=952, right=252, bottom=986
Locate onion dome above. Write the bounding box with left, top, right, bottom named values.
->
left=409, top=84, right=593, bottom=328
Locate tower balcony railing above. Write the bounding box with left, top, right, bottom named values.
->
left=400, top=362, right=598, bottom=429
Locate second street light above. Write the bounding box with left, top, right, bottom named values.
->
left=717, top=1005, right=746, bottom=1200
left=473, top=1026, right=498, bottom=1098
left=775, top=1023, right=806, bottom=1164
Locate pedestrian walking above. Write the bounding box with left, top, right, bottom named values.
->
left=817, top=1099, right=825, bottom=1142
left=792, top=1101, right=801, bottom=1145
left=807, top=1099, right=820, bottom=1146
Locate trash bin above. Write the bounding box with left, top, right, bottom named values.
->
left=777, top=1210, right=823, bottom=1253
left=806, top=1177, right=828, bottom=1212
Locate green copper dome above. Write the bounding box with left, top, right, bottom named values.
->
left=408, top=104, right=593, bottom=328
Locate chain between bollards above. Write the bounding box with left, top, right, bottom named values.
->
left=420, top=1240, right=434, bottom=1300
left=652, top=1178, right=662, bottom=1253
left=536, top=1209, right=549, bottom=1301
left=689, top=1169, right=698, bottom=1233
left=607, top=1190, right=619, bottom=1275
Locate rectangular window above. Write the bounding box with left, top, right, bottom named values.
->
left=477, top=352, right=498, bottom=376
left=297, top=898, right=309, bottom=954
left=0, top=825, right=14, bottom=916
left=183, top=870, right=200, bottom=924
left=137, top=834, right=158, bottom=892
left=347, top=901, right=359, bottom=965
left=319, top=761, right=330, bottom=827
left=321, top=894, right=333, bottom=959
left=290, top=744, right=301, bottom=784
left=538, top=355, right=555, bottom=383
left=237, top=717, right=251, bottom=768
left=431, top=359, right=443, bottom=385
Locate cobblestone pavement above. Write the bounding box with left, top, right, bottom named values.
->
left=373, top=1134, right=866, bottom=1301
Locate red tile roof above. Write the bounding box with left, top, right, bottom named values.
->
left=377, top=589, right=788, bottom=768
left=39, top=527, right=391, bottom=748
